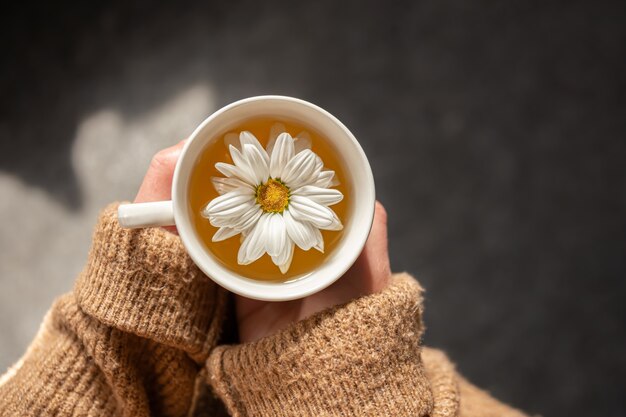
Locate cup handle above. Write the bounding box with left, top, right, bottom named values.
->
left=118, top=201, right=175, bottom=229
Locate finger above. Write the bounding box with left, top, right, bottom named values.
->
left=134, top=140, right=186, bottom=203
left=343, top=200, right=391, bottom=294
left=318, top=200, right=391, bottom=305
left=362, top=200, right=391, bottom=291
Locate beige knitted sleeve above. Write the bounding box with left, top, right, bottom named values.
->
left=205, top=273, right=434, bottom=416
left=205, top=273, right=529, bottom=417
left=0, top=203, right=228, bottom=417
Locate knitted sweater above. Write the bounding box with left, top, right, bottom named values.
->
left=0, top=204, right=528, bottom=417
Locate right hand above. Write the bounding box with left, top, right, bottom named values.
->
left=236, top=201, right=392, bottom=343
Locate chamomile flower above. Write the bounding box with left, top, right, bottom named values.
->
left=202, top=125, right=343, bottom=273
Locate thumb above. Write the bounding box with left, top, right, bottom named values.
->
left=134, top=140, right=186, bottom=203
left=335, top=200, right=391, bottom=297
left=358, top=200, right=392, bottom=293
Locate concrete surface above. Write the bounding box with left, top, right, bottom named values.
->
left=0, top=1, right=624, bottom=416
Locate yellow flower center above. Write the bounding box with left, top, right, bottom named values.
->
left=256, top=178, right=290, bottom=213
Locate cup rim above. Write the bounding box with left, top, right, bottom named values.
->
left=172, top=95, right=375, bottom=301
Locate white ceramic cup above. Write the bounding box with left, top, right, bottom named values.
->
left=118, top=95, right=375, bottom=301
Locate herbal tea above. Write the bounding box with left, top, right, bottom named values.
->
left=188, top=117, right=350, bottom=282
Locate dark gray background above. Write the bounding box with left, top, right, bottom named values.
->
left=1, top=1, right=624, bottom=416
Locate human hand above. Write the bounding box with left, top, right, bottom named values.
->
left=236, top=201, right=391, bottom=342
left=135, top=142, right=392, bottom=343
left=133, top=140, right=186, bottom=233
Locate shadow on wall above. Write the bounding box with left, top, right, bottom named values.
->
left=0, top=3, right=216, bottom=208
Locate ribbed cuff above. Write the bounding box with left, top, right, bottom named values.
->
left=421, top=348, right=460, bottom=417
left=74, top=203, right=227, bottom=363
left=206, top=273, right=434, bottom=417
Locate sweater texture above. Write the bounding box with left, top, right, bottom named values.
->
left=0, top=203, right=528, bottom=417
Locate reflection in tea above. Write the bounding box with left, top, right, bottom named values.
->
left=188, top=118, right=349, bottom=282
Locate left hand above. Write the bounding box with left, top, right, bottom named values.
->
left=133, top=140, right=186, bottom=234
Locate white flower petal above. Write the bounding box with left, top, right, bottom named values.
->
left=267, top=123, right=287, bottom=155
left=313, top=228, right=324, bottom=253
left=224, top=132, right=240, bottom=151
left=242, top=143, right=270, bottom=184
left=230, top=204, right=262, bottom=231
left=314, top=155, right=324, bottom=172
left=203, top=190, right=254, bottom=218
left=240, top=131, right=269, bottom=163
left=283, top=210, right=317, bottom=250
left=209, top=216, right=238, bottom=228
left=212, top=227, right=239, bottom=242
left=245, top=213, right=271, bottom=263
left=238, top=215, right=262, bottom=234
left=272, top=241, right=294, bottom=274
left=238, top=213, right=270, bottom=265
left=228, top=145, right=259, bottom=185
left=320, top=210, right=343, bottom=231
left=292, top=185, right=343, bottom=206
left=237, top=237, right=254, bottom=265
left=265, top=214, right=287, bottom=257
left=312, top=170, right=335, bottom=188
left=215, top=162, right=254, bottom=185
left=281, top=149, right=321, bottom=189
left=211, top=176, right=254, bottom=195
left=288, top=195, right=334, bottom=228
left=294, top=131, right=312, bottom=154
left=269, top=132, right=295, bottom=179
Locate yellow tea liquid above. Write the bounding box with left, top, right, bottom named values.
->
left=188, top=117, right=350, bottom=282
